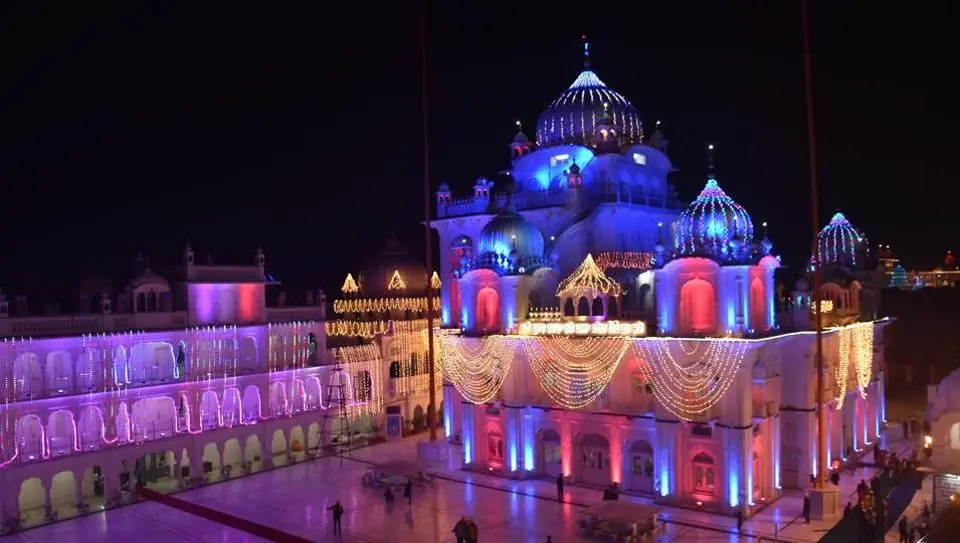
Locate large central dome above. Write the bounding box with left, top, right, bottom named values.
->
left=535, top=43, right=644, bottom=149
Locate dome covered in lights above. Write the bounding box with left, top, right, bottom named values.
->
left=675, top=177, right=755, bottom=260
left=478, top=204, right=545, bottom=261
left=813, top=212, right=869, bottom=269
left=358, top=237, right=428, bottom=298
left=535, top=41, right=643, bottom=149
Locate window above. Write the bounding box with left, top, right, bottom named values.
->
left=692, top=452, right=715, bottom=494
left=550, top=154, right=571, bottom=167
left=389, top=361, right=401, bottom=378
left=582, top=449, right=605, bottom=470
left=410, top=353, right=419, bottom=375
left=632, top=456, right=654, bottom=477
left=632, top=152, right=647, bottom=165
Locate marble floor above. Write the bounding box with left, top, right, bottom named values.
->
left=10, top=427, right=912, bottom=542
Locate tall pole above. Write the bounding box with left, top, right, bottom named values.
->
left=802, top=0, right=826, bottom=488
left=419, top=0, right=438, bottom=443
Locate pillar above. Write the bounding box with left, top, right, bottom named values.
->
left=258, top=431, right=274, bottom=469
left=174, top=450, right=185, bottom=488
left=102, top=464, right=122, bottom=507
left=609, top=425, right=623, bottom=484
left=772, top=414, right=782, bottom=491
left=461, top=402, right=477, bottom=466
left=560, top=420, right=574, bottom=479
left=521, top=408, right=535, bottom=475
left=653, top=420, right=677, bottom=498
left=443, top=383, right=460, bottom=440
left=74, top=472, right=84, bottom=509
left=505, top=407, right=521, bottom=473
left=42, top=480, right=52, bottom=518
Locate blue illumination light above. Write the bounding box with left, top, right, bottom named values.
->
left=675, top=177, right=755, bottom=262
left=813, top=212, right=868, bottom=268
left=729, top=471, right=739, bottom=507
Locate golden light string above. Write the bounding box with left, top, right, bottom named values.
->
left=630, top=339, right=748, bottom=421
left=522, top=337, right=627, bottom=410
left=333, top=297, right=439, bottom=314
left=438, top=336, right=516, bottom=404
left=337, top=344, right=384, bottom=421
left=326, top=319, right=429, bottom=338
left=851, top=323, right=874, bottom=398
left=835, top=326, right=851, bottom=410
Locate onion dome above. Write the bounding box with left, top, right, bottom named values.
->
left=813, top=212, right=869, bottom=268
left=535, top=38, right=643, bottom=149
left=478, top=203, right=545, bottom=260
left=358, top=236, right=428, bottom=297
left=675, top=178, right=754, bottom=260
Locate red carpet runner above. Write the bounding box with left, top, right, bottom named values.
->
left=138, top=487, right=313, bottom=543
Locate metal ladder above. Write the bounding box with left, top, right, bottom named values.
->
left=320, top=361, right=351, bottom=465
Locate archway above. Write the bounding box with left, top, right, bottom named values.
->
left=116, top=402, right=131, bottom=443
left=563, top=298, right=575, bottom=317
left=16, top=414, right=44, bottom=461
left=578, top=433, right=610, bottom=487
left=591, top=297, right=604, bottom=317
left=290, top=426, right=306, bottom=460
left=244, top=434, right=263, bottom=472
left=47, top=410, right=76, bottom=457
left=307, top=423, right=321, bottom=450
left=49, top=470, right=78, bottom=515
left=577, top=297, right=590, bottom=316
left=202, top=443, right=221, bottom=482
left=625, top=439, right=654, bottom=493
left=222, top=438, right=242, bottom=472
left=113, top=345, right=129, bottom=385
left=690, top=451, right=716, bottom=495
left=199, top=390, right=220, bottom=430
left=290, top=380, right=306, bottom=413
left=476, top=287, right=500, bottom=332
left=749, top=277, right=766, bottom=330
left=242, top=385, right=261, bottom=423
left=78, top=406, right=102, bottom=451
left=13, top=353, right=41, bottom=400
left=78, top=348, right=101, bottom=392
left=131, top=396, right=176, bottom=440
left=128, top=341, right=176, bottom=384
left=269, top=382, right=287, bottom=417
left=45, top=351, right=74, bottom=396
left=413, top=405, right=426, bottom=433
left=221, top=388, right=242, bottom=427
left=306, top=376, right=322, bottom=409
left=679, top=278, right=717, bottom=334
left=486, top=429, right=505, bottom=469
left=538, top=428, right=563, bottom=478
left=18, top=477, right=45, bottom=525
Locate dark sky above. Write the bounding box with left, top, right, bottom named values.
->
left=1, top=2, right=955, bottom=298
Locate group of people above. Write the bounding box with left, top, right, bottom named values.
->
left=602, top=482, right=621, bottom=501
left=451, top=517, right=479, bottom=543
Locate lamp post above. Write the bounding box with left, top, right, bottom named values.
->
left=419, top=0, right=438, bottom=443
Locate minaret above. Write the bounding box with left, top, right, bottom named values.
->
left=509, top=120, right=533, bottom=163
left=647, top=120, right=670, bottom=153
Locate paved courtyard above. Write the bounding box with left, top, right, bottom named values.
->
left=5, top=428, right=913, bottom=542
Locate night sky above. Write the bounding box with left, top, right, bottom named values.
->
left=1, top=2, right=954, bottom=300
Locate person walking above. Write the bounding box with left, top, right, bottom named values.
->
left=736, top=510, right=743, bottom=533
left=452, top=517, right=469, bottom=543
left=403, top=477, right=413, bottom=505
left=802, top=492, right=811, bottom=523
left=898, top=515, right=909, bottom=543
left=327, top=500, right=344, bottom=537
left=556, top=474, right=564, bottom=502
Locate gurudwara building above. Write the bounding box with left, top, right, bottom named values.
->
left=432, top=42, right=890, bottom=517
left=0, top=244, right=433, bottom=533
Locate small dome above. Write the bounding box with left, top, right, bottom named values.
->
left=814, top=212, right=868, bottom=268
left=535, top=46, right=643, bottom=148
left=359, top=237, right=428, bottom=297
left=128, top=269, right=169, bottom=290
left=675, top=178, right=754, bottom=258
left=478, top=205, right=545, bottom=260
left=80, top=271, right=115, bottom=295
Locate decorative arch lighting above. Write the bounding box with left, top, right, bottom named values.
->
left=387, top=270, right=407, bottom=291
left=630, top=338, right=749, bottom=421
left=522, top=337, right=627, bottom=409
left=438, top=336, right=516, bottom=404
left=341, top=273, right=359, bottom=294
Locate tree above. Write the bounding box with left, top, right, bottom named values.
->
left=890, top=265, right=908, bottom=289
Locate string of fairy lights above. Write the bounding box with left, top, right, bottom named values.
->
left=326, top=319, right=429, bottom=338
left=630, top=338, right=749, bottom=421
left=522, top=337, right=627, bottom=409
left=336, top=344, right=384, bottom=421
left=438, top=336, right=516, bottom=404
left=835, top=326, right=851, bottom=409
left=333, top=297, right=439, bottom=314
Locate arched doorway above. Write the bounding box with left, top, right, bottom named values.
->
left=679, top=278, right=716, bottom=334
left=578, top=433, right=610, bottom=487
left=749, top=277, right=766, bottom=330
left=752, top=451, right=762, bottom=501
left=626, top=439, right=654, bottom=493
left=486, top=429, right=504, bottom=469
left=691, top=451, right=716, bottom=496
left=539, top=428, right=563, bottom=478
left=476, top=287, right=500, bottom=332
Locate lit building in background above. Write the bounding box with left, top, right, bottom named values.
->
left=433, top=42, right=889, bottom=517
left=326, top=237, right=443, bottom=442
left=0, top=244, right=385, bottom=531
left=879, top=245, right=960, bottom=290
